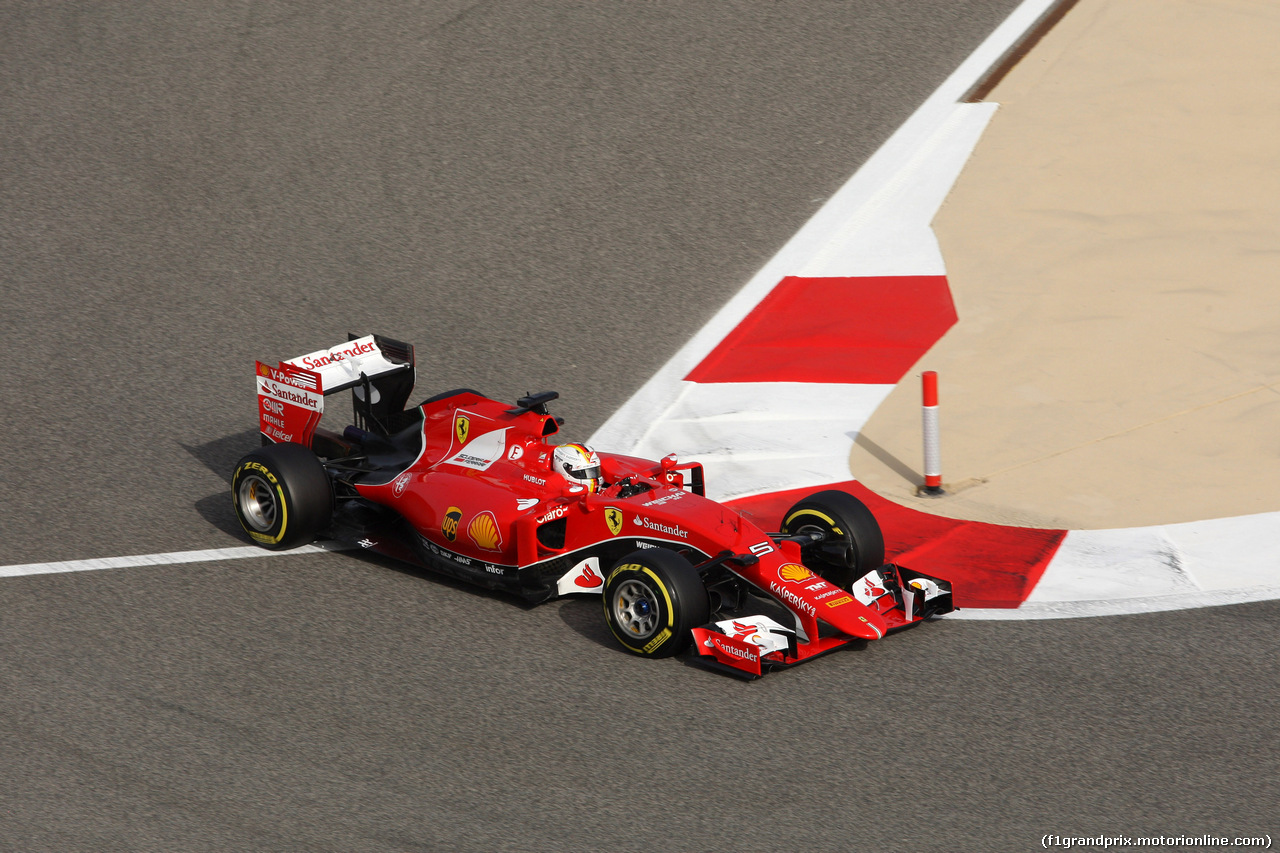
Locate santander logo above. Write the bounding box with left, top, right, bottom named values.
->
left=711, top=635, right=757, bottom=663
left=296, top=339, right=376, bottom=371
left=574, top=565, right=603, bottom=589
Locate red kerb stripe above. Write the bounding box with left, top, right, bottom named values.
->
left=686, top=276, right=957, bottom=385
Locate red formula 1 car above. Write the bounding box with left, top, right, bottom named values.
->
left=232, top=334, right=955, bottom=678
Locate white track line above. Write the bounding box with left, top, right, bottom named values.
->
left=1, top=541, right=351, bottom=579
left=957, top=585, right=1280, bottom=620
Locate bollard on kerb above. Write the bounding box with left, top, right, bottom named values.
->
left=920, top=370, right=944, bottom=495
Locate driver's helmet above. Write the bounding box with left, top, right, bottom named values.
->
left=552, top=443, right=604, bottom=493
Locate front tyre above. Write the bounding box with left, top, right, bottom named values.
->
left=781, top=489, right=885, bottom=589
left=603, top=549, right=710, bottom=658
left=231, top=443, right=332, bottom=550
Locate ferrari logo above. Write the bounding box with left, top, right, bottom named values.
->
left=454, top=415, right=470, bottom=445
left=605, top=507, right=624, bottom=536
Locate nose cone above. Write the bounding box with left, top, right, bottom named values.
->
left=812, top=592, right=887, bottom=639
left=767, top=562, right=889, bottom=640
left=840, top=606, right=888, bottom=640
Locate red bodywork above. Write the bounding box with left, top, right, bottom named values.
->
left=338, top=392, right=929, bottom=675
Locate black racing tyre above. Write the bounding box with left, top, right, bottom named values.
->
left=780, top=489, right=885, bottom=589
left=231, top=443, right=333, bottom=550
left=602, top=549, right=710, bottom=658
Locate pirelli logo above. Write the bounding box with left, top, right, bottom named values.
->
left=826, top=596, right=853, bottom=608
left=642, top=628, right=672, bottom=655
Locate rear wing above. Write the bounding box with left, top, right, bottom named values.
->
left=256, top=333, right=416, bottom=447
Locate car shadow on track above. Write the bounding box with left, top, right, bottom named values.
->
left=335, top=548, right=557, bottom=614
left=555, top=596, right=626, bottom=652
left=182, top=430, right=261, bottom=485
left=194, top=491, right=247, bottom=541
left=333, top=553, right=637, bottom=659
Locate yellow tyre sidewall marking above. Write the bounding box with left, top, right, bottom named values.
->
left=639, top=567, right=675, bottom=629
left=641, top=628, right=672, bottom=655
left=783, top=508, right=845, bottom=536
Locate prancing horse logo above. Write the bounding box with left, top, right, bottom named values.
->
left=454, top=414, right=470, bottom=445
left=605, top=507, right=624, bottom=536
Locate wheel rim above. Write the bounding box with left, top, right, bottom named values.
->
left=794, top=518, right=858, bottom=575
left=612, top=579, right=660, bottom=639
left=793, top=521, right=828, bottom=540
left=238, top=474, right=278, bottom=532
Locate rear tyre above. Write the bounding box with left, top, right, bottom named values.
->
left=780, top=489, right=885, bottom=589
left=231, top=443, right=332, bottom=550
left=603, top=549, right=709, bottom=658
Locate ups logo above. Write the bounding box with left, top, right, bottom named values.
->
left=455, top=415, right=470, bottom=445
left=442, top=507, right=463, bottom=541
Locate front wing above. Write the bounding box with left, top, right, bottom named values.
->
left=690, top=563, right=955, bottom=678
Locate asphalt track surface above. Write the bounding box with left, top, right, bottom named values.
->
left=2, top=3, right=1275, bottom=851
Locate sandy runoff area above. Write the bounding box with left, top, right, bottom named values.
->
left=849, top=0, right=1280, bottom=530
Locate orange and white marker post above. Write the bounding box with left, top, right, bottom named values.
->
left=921, top=370, right=943, bottom=495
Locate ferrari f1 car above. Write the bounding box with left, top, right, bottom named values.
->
left=232, top=334, right=955, bottom=678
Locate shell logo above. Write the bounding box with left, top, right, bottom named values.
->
left=258, top=363, right=271, bottom=376
left=467, top=511, right=503, bottom=551
left=778, top=563, right=813, bottom=583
